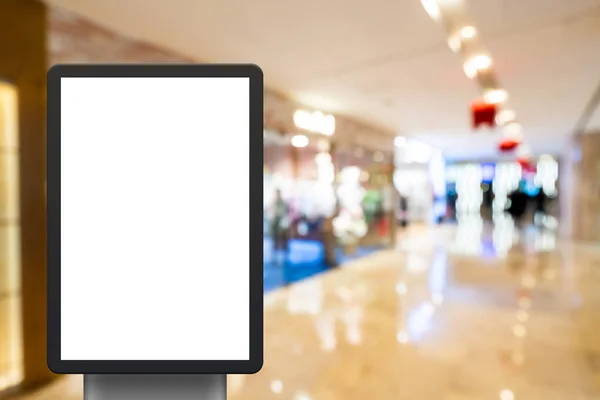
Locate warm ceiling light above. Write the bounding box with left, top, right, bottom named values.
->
left=421, top=0, right=441, bottom=20
left=464, top=64, right=477, bottom=79
left=437, top=0, right=464, bottom=5
left=291, top=134, right=309, bottom=148
left=496, top=109, right=516, bottom=125
left=483, top=89, right=508, bottom=104
left=503, top=122, right=523, bottom=138
left=471, top=55, right=492, bottom=69
left=459, top=26, right=477, bottom=39
left=463, top=55, right=492, bottom=78
left=447, top=36, right=461, bottom=53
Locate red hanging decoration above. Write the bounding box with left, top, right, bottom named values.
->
left=498, top=136, right=520, bottom=152
left=517, top=158, right=536, bottom=174
left=515, top=144, right=535, bottom=173
left=471, top=100, right=497, bottom=129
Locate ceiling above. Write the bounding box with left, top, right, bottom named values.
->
left=44, top=0, right=600, bottom=160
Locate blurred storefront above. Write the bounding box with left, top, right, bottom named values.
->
left=335, top=147, right=395, bottom=248
left=445, top=155, right=560, bottom=223
left=262, top=101, right=397, bottom=263
left=394, top=138, right=446, bottom=224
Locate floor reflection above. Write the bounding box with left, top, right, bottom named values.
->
left=264, top=238, right=381, bottom=292
left=14, top=219, right=600, bottom=400
left=233, top=220, right=599, bottom=399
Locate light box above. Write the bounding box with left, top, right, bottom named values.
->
left=47, top=64, right=264, bottom=374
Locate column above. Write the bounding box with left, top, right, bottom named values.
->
left=322, top=140, right=338, bottom=267
left=561, top=132, right=600, bottom=242
left=0, top=0, right=53, bottom=389
left=289, top=144, right=299, bottom=239
left=387, top=155, right=398, bottom=248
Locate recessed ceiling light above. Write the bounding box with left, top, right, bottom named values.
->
left=421, top=0, right=441, bottom=20
left=447, top=36, right=461, bottom=53
left=460, top=26, right=477, bottom=39
left=464, top=55, right=492, bottom=78
left=483, top=89, right=508, bottom=104
left=496, top=110, right=516, bottom=125
left=464, top=64, right=477, bottom=79
left=471, top=55, right=492, bottom=69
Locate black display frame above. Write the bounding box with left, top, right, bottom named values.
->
left=47, top=64, right=264, bottom=375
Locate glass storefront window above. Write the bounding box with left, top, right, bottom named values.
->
left=493, top=162, right=523, bottom=213
left=334, top=167, right=367, bottom=245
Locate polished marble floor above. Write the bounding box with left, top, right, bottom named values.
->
left=14, top=218, right=600, bottom=399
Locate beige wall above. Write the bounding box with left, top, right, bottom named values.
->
left=0, top=0, right=52, bottom=390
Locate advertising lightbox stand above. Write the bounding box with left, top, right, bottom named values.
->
left=47, top=64, right=264, bottom=399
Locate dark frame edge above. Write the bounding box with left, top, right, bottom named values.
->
left=46, top=63, right=264, bottom=375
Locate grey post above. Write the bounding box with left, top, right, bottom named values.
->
left=84, top=374, right=226, bottom=400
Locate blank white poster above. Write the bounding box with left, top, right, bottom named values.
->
left=60, top=77, right=250, bottom=361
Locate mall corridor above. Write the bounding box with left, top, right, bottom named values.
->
left=14, top=222, right=600, bottom=400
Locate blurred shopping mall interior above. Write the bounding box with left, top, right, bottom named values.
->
left=2, top=0, right=600, bottom=399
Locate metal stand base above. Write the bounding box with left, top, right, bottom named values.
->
left=84, top=374, right=226, bottom=400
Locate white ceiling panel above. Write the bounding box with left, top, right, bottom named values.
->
left=44, top=0, right=600, bottom=160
